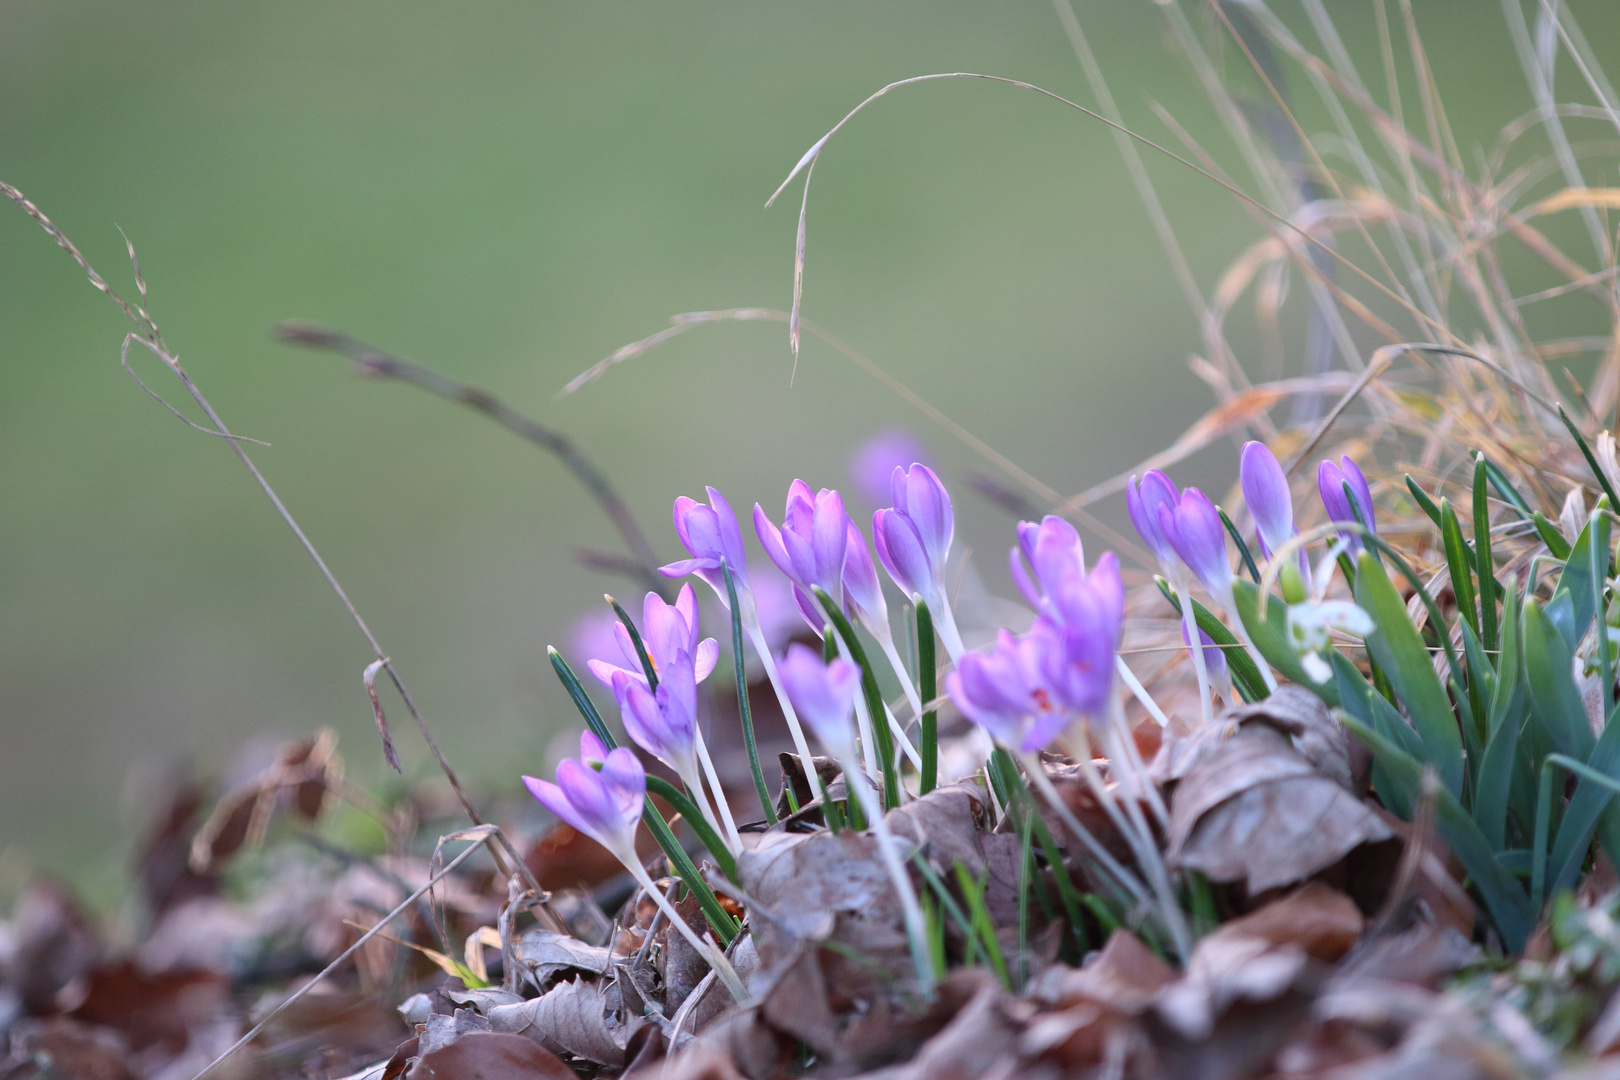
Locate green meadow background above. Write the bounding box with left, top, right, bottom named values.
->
left=0, top=1, right=1607, bottom=893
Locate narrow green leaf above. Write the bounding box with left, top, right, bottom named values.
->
left=1218, top=507, right=1262, bottom=584
left=1476, top=579, right=1526, bottom=849
left=1549, top=696, right=1620, bottom=896
left=1232, top=580, right=1340, bottom=707
left=607, top=595, right=658, bottom=691
left=1405, top=474, right=1444, bottom=530
left=1473, top=456, right=1499, bottom=653
left=1534, top=512, right=1573, bottom=560
left=641, top=807, right=739, bottom=944
left=814, top=586, right=902, bottom=811
left=916, top=599, right=939, bottom=795
left=1558, top=404, right=1620, bottom=512
left=1339, top=714, right=1533, bottom=952
left=1441, top=498, right=1479, bottom=638
left=644, top=775, right=738, bottom=882
left=1352, top=551, right=1464, bottom=795
left=1481, top=455, right=1535, bottom=519
left=722, top=559, right=776, bottom=825
left=1522, top=598, right=1596, bottom=762
left=548, top=647, right=616, bottom=750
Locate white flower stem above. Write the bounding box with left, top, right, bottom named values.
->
left=1099, top=699, right=1170, bottom=832
left=745, top=621, right=820, bottom=781
left=1115, top=655, right=1171, bottom=728
left=841, top=754, right=936, bottom=992
left=1018, top=752, right=1149, bottom=907
left=1176, top=579, right=1214, bottom=727
left=693, top=728, right=743, bottom=851
left=876, top=631, right=924, bottom=721
left=626, top=863, right=749, bottom=1003
left=931, top=594, right=967, bottom=662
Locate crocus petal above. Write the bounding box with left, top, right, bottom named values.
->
left=673, top=583, right=701, bottom=653
left=580, top=730, right=609, bottom=764
left=894, top=464, right=953, bottom=573
left=1030, top=516, right=1084, bottom=604
left=555, top=758, right=628, bottom=851
left=693, top=637, right=719, bottom=682
left=875, top=508, right=934, bottom=599
left=523, top=775, right=590, bottom=838
left=1161, top=488, right=1232, bottom=595
left=587, top=657, right=640, bottom=691
left=810, top=488, right=850, bottom=592
left=842, top=520, right=887, bottom=628
left=1339, top=457, right=1375, bottom=531
left=790, top=583, right=823, bottom=630
left=753, top=504, right=797, bottom=581
left=1240, top=441, right=1294, bottom=559
left=1127, top=470, right=1180, bottom=569
left=598, top=747, right=647, bottom=825
left=778, top=643, right=861, bottom=754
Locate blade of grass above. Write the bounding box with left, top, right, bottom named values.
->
left=1474, top=455, right=1500, bottom=653
left=722, top=560, right=776, bottom=825
left=916, top=599, right=939, bottom=794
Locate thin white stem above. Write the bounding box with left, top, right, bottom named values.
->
left=1019, top=753, right=1148, bottom=906
left=676, top=758, right=732, bottom=857
left=1176, top=580, right=1215, bottom=727
left=1218, top=588, right=1278, bottom=691
left=1099, top=701, right=1170, bottom=833
left=876, top=632, right=925, bottom=720
left=626, top=863, right=749, bottom=1002
left=883, top=701, right=923, bottom=772
left=831, top=630, right=883, bottom=778
left=1115, top=655, right=1171, bottom=728
left=746, top=621, right=819, bottom=777
left=841, top=755, right=936, bottom=992
left=693, top=729, right=743, bottom=851
left=931, top=594, right=967, bottom=662
left=1071, top=747, right=1190, bottom=960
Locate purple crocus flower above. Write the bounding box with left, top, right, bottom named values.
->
left=849, top=429, right=930, bottom=508
left=1127, top=470, right=1182, bottom=571
left=946, top=623, right=1078, bottom=752
left=1239, top=442, right=1295, bottom=560
left=778, top=643, right=862, bottom=758
left=523, top=731, right=646, bottom=863
left=1009, top=515, right=1085, bottom=615
left=662, top=488, right=750, bottom=599
left=842, top=520, right=890, bottom=635
left=755, top=481, right=852, bottom=628
left=873, top=465, right=953, bottom=600
left=586, top=584, right=718, bottom=692
left=1318, top=456, right=1377, bottom=549
left=1158, top=488, right=1232, bottom=598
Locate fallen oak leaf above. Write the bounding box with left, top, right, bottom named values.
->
left=407, top=1030, right=575, bottom=1080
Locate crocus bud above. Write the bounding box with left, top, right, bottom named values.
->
left=1159, top=488, right=1233, bottom=597
left=523, top=732, right=646, bottom=864
left=1318, top=456, right=1376, bottom=549
left=1240, top=442, right=1295, bottom=560
left=945, top=630, right=1034, bottom=750
left=875, top=507, right=935, bottom=600
left=778, top=643, right=862, bottom=759
left=891, top=464, right=953, bottom=576
left=1127, top=470, right=1181, bottom=571
left=841, top=520, right=888, bottom=633
left=1009, top=516, right=1085, bottom=614
left=755, top=481, right=851, bottom=628
left=663, top=488, right=750, bottom=598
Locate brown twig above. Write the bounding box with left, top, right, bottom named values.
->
left=275, top=321, right=668, bottom=599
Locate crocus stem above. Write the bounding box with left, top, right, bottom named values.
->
left=1101, top=696, right=1170, bottom=832
left=841, top=753, right=936, bottom=993
left=745, top=622, right=819, bottom=785
left=722, top=560, right=776, bottom=825
left=816, top=588, right=903, bottom=810
left=1114, top=655, right=1171, bottom=728
left=1068, top=737, right=1190, bottom=960
left=916, top=599, right=938, bottom=795
left=875, top=632, right=925, bottom=721
left=693, top=729, right=743, bottom=852
left=882, top=701, right=923, bottom=770
left=931, top=593, right=967, bottom=662
left=1017, top=752, right=1148, bottom=908
left=1176, top=580, right=1214, bottom=726
left=676, top=759, right=733, bottom=860
left=626, top=863, right=749, bottom=1003
left=1218, top=592, right=1279, bottom=691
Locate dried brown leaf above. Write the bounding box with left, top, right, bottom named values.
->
left=407, top=1030, right=574, bottom=1080
left=488, top=976, right=634, bottom=1067
left=511, top=930, right=611, bottom=993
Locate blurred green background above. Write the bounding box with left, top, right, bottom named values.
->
left=0, top=2, right=1607, bottom=893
